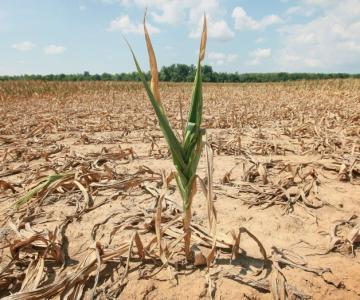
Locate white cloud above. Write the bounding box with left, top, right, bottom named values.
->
left=278, top=0, right=360, bottom=71
left=286, top=6, right=315, bottom=17
left=232, top=7, right=282, bottom=31
left=107, top=15, right=159, bottom=34
left=100, top=0, right=125, bottom=3
left=107, top=0, right=196, bottom=25
left=208, top=20, right=235, bottom=40
left=79, top=5, right=86, bottom=11
left=43, top=45, right=66, bottom=55
left=208, top=52, right=226, bottom=65
left=247, top=48, right=271, bottom=65
left=11, top=41, right=35, bottom=51
left=208, top=52, right=238, bottom=66
left=105, top=0, right=188, bottom=24
left=150, top=1, right=189, bottom=24
left=189, top=17, right=234, bottom=41
left=109, top=0, right=233, bottom=41
left=286, top=6, right=301, bottom=15
left=188, top=0, right=223, bottom=24
left=227, top=53, right=238, bottom=63
left=303, top=0, right=338, bottom=6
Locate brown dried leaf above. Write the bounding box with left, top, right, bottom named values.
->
left=191, top=244, right=207, bottom=266
left=199, top=14, right=207, bottom=62
left=20, top=255, right=44, bottom=292
left=270, top=266, right=287, bottom=300
left=144, top=10, right=161, bottom=106
left=155, top=192, right=168, bottom=264
left=0, top=179, right=16, bottom=193
left=257, top=163, right=268, bottom=184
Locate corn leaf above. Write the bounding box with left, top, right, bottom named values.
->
left=126, top=43, right=186, bottom=170
left=127, top=14, right=207, bottom=211
left=143, top=11, right=162, bottom=107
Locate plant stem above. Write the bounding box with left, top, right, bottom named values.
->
left=183, top=205, right=192, bottom=262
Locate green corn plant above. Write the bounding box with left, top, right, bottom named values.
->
left=15, top=173, right=72, bottom=208
left=126, top=14, right=207, bottom=261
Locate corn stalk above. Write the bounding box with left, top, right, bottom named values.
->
left=127, top=14, right=207, bottom=261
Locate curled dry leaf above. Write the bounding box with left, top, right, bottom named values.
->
left=20, top=255, right=44, bottom=292
left=0, top=180, right=16, bottom=194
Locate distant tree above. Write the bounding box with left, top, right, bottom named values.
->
left=202, top=65, right=214, bottom=82
left=0, top=65, right=359, bottom=82
left=101, top=73, right=112, bottom=81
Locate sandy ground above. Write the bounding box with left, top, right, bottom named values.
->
left=0, top=80, right=359, bottom=299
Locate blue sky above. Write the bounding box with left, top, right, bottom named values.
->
left=1, top=0, right=359, bottom=75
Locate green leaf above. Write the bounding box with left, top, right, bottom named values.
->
left=15, top=173, right=71, bottom=208
left=126, top=43, right=187, bottom=170
left=186, top=60, right=203, bottom=131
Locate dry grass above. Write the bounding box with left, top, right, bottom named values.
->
left=0, top=79, right=359, bottom=299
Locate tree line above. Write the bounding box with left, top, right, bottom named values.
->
left=1, top=64, right=359, bottom=82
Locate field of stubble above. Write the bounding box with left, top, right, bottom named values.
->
left=0, top=79, right=359, bottom=299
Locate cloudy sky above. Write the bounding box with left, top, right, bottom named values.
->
left=1, top=0, right=359, bottom=75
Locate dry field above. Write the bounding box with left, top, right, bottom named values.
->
left=0, top=79, right=359, bottom=299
